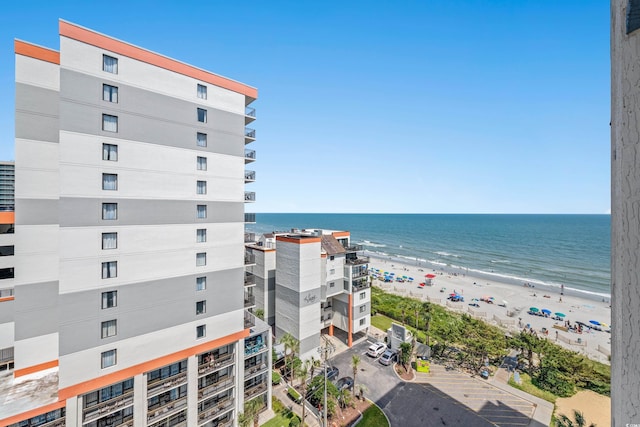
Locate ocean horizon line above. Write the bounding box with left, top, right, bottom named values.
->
left=249, top=212, right=611, bottom=216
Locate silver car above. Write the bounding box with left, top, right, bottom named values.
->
left=379, top=349, right=397, bottom=366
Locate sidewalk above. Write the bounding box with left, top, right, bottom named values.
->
left=267, top=382, right=321, bottom=427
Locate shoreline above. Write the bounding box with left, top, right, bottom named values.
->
left=366, top=253, right=612, bottom=364
left=365, top=251, right=611, bottom=303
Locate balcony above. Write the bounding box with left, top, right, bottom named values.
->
left=244, top=128, right=256, bottom=144
left=198, top=398, right=234, bottom=422
left=352, top=280, right=370, bottom=292
left=147, top=372, right=187, bottom=397
left=147, top=397, right=187, bottom=424
left=198, top=352, right=235, bottom=376
left=245, top=149, right=256, bottom=163
left=244, top=381, right=268, bottom=399
left=244, top=294, right=256, bottom=308
left=198, top=376, right=235, bottom=400
left=244, top=272, right=256, bottom=287
left=244, top=363, right=268, bottom=380
left=38, top=419, right=66, bottom=427
left=245, top=170, right=256, bottom=183
left=83, top=392, right=134, bottom=423
left=244, top=213, right=256, bottom=223
left=244, top=192, right=256, bottom=203
left=244, top=311, right=256, bottom=328
left=346, top=256, right=370, bottom=266
left=321, top=313, right=333, bottom=322
left=245, top=107, right=256, bottom=125
left=245, top=251, right=256, bottom=266
left=351, top=267, right=368, bottom=279
left=344, top=244, right=364, bottom=253
left=244, top=232, right=256, bottom=243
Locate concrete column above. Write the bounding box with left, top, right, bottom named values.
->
left=65, top=396, right=79, bottom=427
left=133, top=374, right=145, bottom=427
left=187, top=355, right=199, bottom=426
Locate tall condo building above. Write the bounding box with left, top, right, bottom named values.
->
left=247, top=229, right=371, bottom=360
left=612, top=1, right=640, bottom=423
left=0, top=20, right=271, bottom=427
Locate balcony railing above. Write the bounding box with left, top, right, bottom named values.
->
left=245, top=107, right=256, bottom=118
left=344, top=244, right=364, bottom=252
left=147, top=372, right=187, bottom=397
left=346, top=256, right=370, bottom=266
left=198, top=398, right=234, bottom=422
left=244, top=192, right=256, bottom=202
left=198, top=353, right=235, bottom=376
left=245, top=170, right=256, bottom=182
left=147, top=397, right=187, bottom=424
left=244, top=213, right=256, bottom=223
left=352, top=281, right=370, bottom=292
left=244, top=272, right=256, bottom=286
left=244, top=363, right=268, bottom=380
left=321, top=313, right=333, bottom=322
left=352, top=268, right=368, bottom=279
left=83, top=392, right=134, bottom=423
left=198, top=376, right=235, bottom=400
left=244, top=342, right=267, bottom=357
left=245, top=149, right=256, bottom=163
left=245, top=251, right=256, bottom=265
left=244, top=294, right=256, bottom=308
left=244, top=232, right=256, bottom=243
left=38, top=418, right=66, bottom=427
left=244, top=311, right=256, bottom=328
left=244, top=381, right=268, bottom=399
left=245, top=128, right=256, bottom=139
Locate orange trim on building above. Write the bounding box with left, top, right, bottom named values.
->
left=0, top=211, right=15, bottom=225
left=14, top=40, right=60, bottom=65
left=58, top=328, right=249, bottom=400
left=329, top=324, right=334, bottom=336
left=59, top=21, right=257, bottom=99
left=14, top=359, right=59, bottom=378
left=0, top=399, right=66, bottom=427
left=332, top=231, right=350, bottom=238
left=276, top=236, right=321, bottom=245
left=0, top=296, right=15, bottom=303
left=348, top=294, right=353, bottom=347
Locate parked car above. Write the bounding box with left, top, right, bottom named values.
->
left=366, top=342, right=387, bottom=358
left=379, top=349, right=397, bottom=366
left=335, top=376, right=354, bottom=391
left=326, top=366, right=340, bottom=382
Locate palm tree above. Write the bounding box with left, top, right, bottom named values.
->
left=296, top=361, right=310, bottom=425
left=411, top=300, right=422, bottom=329
left=239, top=397, right=263, bottom=427
left=555, top=410, right=596, bottom=427
left=356, top=384, right=369, bottom=401
left=399, top=302, right=409, bottom=325
left=308, top=355, right=320, bottom=380
left=281, top=333, right=299, bottom=382
left=351, top=354, right=361, bottom=397
left=422, top=302, right=432, bottom=345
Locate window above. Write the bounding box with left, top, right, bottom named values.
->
left=329, top=269, right=335, bottom=275
left=197, top=84, right=207, bottom=99
left=196, top=276, right=206, bottom=291
left=359, top=305, right=367, bottom=313
left=359, top=292, right=366, bottom=300
left=103, top=143, right=118, bottom=161
left=197, top=156, right=207, bottom=170
left=196, top=300, right=206, bottom=315
left=196, top=325, right=206, bottom=338
left=197, top=181, right=207, bottom=195
left=330, top=255, right=335, bottom=261
left=101, top=320, right=117, bottom=338
left=197, top=229, right=207, bottom=243
left=103, top=84, right=118, bottom=103
left=102, top=114, right=118, bottom=132
left=102, top=203, right=118, bottom=220
left=196, top=253, right=206, bottom=266
left=102, top=261, right=117, bottom=279
left=196, top=205, right=207, bottom=219
left=101, top=349, right=117, bottom=368
left=103, top=55, right=118, bottom=74
left=0, top=268, right=14, bottom=280
left=197, top=132, right=207, bottom=147
left=102, top=174, right=118, bottom=191
left=102, top=232, right=117, bottom=249
left=102, top=291, right=117, bottom=309
left=197, top=108, right=207, bottom=123
left=359, top=318, right=366, bottom=326
left=329, top=282, right=335, bottom=288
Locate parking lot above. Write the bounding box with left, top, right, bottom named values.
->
left=329, top=339, right=537, bottom=426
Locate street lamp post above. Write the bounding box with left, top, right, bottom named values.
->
left=317, top=336, right=335, bottom=427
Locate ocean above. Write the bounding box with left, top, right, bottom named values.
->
left=247, top=214, right=611, bottom=300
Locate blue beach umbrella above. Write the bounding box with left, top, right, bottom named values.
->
left=541, top=309, right=552, bottom=315
left=589, top=320, right=601, bottom=326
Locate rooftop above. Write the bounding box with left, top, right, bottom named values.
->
left=0, top=368, right=59, bottom=421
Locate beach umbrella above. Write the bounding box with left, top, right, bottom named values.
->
left=529, top=307, right=539, bottom=312
left=419, top=283, right=425, bottom=287
left=426, top=274, right=436, bottom=278
left=502, top=300, right=508, bottom=306
left=408, top=277, right=414, bottom=281
left=402, top=275, right=408, bottom=279
left=589, top=320, right=601, bottom=326
left=600, top=322, right=609, bottom=328
left=390, top=272, right=395, bottom=275
left=472, top=298, right=479, bottom=301
left=554, top=312, right=566, bottom=318
left=541, top=309, right=552, bottom=315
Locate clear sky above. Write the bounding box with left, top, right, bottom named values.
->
left=0, top=0, right=610, bottom=214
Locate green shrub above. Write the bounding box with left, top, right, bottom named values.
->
left=272, top=371, right=282, bottom=385
left=272, top=396, right=286, bottom=414
left=287, top=387, right=302, bottom=403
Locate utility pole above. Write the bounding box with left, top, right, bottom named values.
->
left=317, top=336, right=335, bottom=427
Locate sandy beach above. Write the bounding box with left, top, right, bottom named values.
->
left=367, top=255, right=612, bottom=364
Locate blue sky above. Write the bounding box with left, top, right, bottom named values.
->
left=0, top=1, right=610, bottom=214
